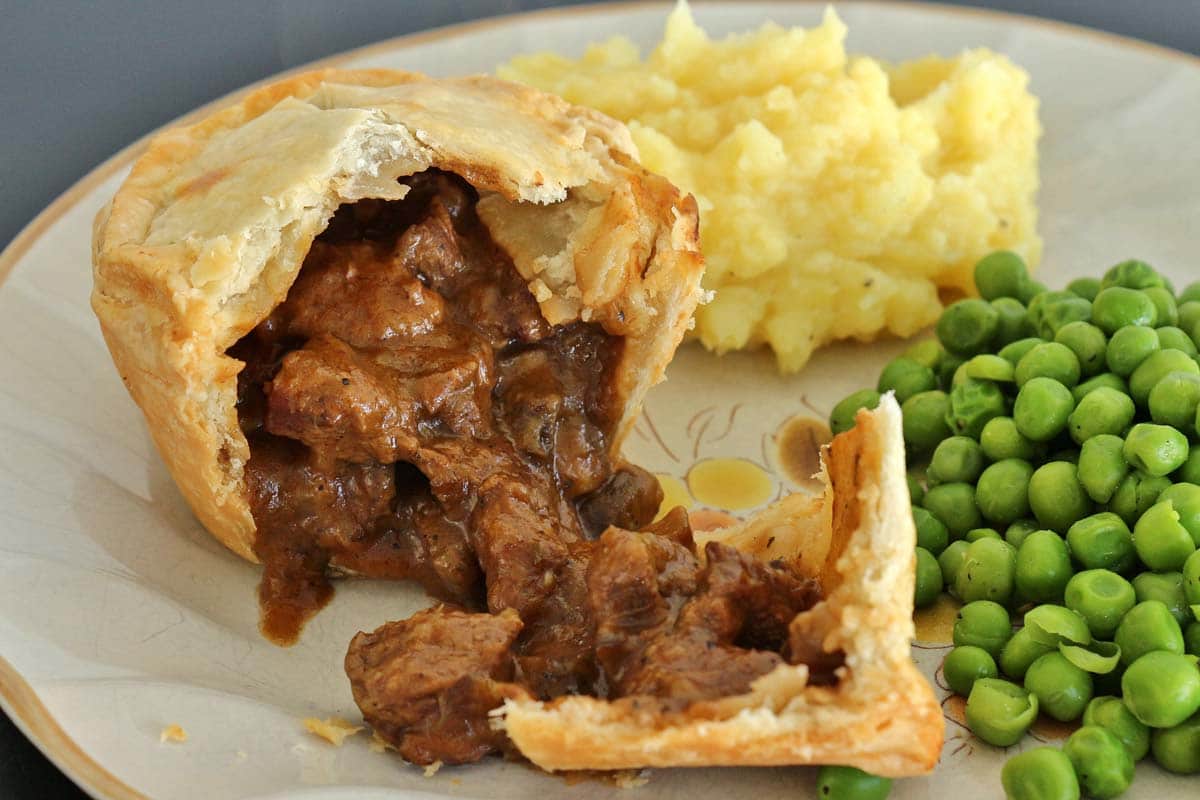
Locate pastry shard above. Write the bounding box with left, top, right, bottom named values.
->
left=501, top=398, right=945, bottom=777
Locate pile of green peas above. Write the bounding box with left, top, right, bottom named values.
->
left=832, top=254, right=1200, bottom=799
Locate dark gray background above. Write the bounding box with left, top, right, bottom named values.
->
left=1, top=2, right=1197, bottom=798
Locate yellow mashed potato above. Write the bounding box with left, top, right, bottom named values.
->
left=500, top=3, right=1041, bottom=371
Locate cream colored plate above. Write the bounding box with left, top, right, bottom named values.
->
left=2, top=2, right=1198, bottom=798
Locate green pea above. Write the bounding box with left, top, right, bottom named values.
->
left=913, top=507, right=949, bottom=555
left=1188, top=621, right=1200, bottom=656
left=1024, top=604, right=1092, bottom=647
left=877, top=357, right=938, bottom=404
left=981, top=417, right=1041, bottom=462
left=1067, top=387, right=1134, bottom=445
left=1143, top=286, right=1179, bottom=327
left=1157, top=325, right=1198, bottom=356
left=929, top=436, right=985, bottom=485
left=1083, top=696, right=1151, bottom=761
left=1092, top=286, right=1158, bottom=334
left=1108, top=472, right=1172, bottom=527
left=1124, top=424, right=1190, bottom=478
left=1064, top=726, right=1134, bottom=798
left=1175, top=449, right=1200, bottom=485
left=937, top=353, right=966, bottom=391
left=999, top=337, right=1044, bottom=366
left=1105, top=325, right=1160, bottom=376
left=1000, top=625, right=1056, bottom=680
left=1076, top=435, right=1129, bottom=505
left=1036, top=295, right=1093, bottom=340
left=1149, top=371, right=1200, bottom=430
left=939, top=540, right=971, bottom=588
left=1025, top=651, right=1093, bottom=721
left=923, top=482, right=982, bottom=539
left=966, top=677, right=1039, bottom=746
left=1013, top=378, right=1075, bottom=443
left=901, top=390, right=952, bottom=456
left=946, top=378, right=1007, bottom=439
left=1114, top=600, right=1185, bottom=665
left=1065, top=569, right=1136, bottom=639
left=1015, top=342, right=1081, bottom=388
left=914, top=547, right=942, bottom=609
left=1018, top=279, right=1049, bottom=305
left=1151, top=712, right=1200, bottom=774
left=976, top=459, right=1034, bottom=525
left=1066, top=513, right=1136, bottom=574
left=904, top=338, right=945, bottom=370
left=1133, top=571, right=1191, bottom=627
left=1001, top=747, right=1079, bottom=800
left=1185, top=549, right=1200, bottom=605
left=1121, top=650, right=1200, bottom=728
left=1078, top=381, right=1131, bottom=415
left=1016, top=531, right=1073, bottom=604
left=990, top=297, right=1035, bottom=348
left=1178, top=300, right=1200, bottom=335
left=954, top=600, right=1013, bottom=657
left=1067, top=277, right=1102, bottom=302
left=938, top=298, right=1001, bottom=356
left=1182, top=282, right=1200, bottom=304
left=975, top=251, right=1030, bottom=300
left=963, top=353, right=1016, bottom=383
left=1101, top=259, right=1169, bottom=291
left=831, top=389, right=882, bottom=435
left=814, top=766, right=893, bottom=800
left=966, top=527, right=1002, bottom=542
left=1006, top=519, right=1041, bottom=549
left=1029, top=462, right=1092, bottom=533
left=944, top=645, right=999, bottom=697
left=1129, top=348, right=1200, bottom=406
left=1133, top=500, right=1196, bottom=571
left=956, top=537, right=1017, bottom=605
left=907, top=472, right=925, bottom=505
left=1054, top=322, right=1107, bottom=379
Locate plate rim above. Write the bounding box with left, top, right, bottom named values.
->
left=2, top=2, right=1198, bottom=798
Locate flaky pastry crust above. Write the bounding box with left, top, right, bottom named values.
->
left=91, top=69, right=704, bottom=562
left=500, top=397, right=945, bottom=777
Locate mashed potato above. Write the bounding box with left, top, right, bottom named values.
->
left=499, top=2, right=1041, bottom=371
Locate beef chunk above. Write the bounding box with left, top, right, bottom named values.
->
left=589, top=536, right=821, bottom=702
left=265, top=334, right=492, bottom=462
left=332, top=475, right=484, bottom=608
left=578, top=465, right=665, bottom=537
left=345, top=606, right=522, bottom=765
left=587, top=527, right=701, bottom=690
left=246, top=437, right=396, bottom=644
left=283, top=240, right=449, bottom=348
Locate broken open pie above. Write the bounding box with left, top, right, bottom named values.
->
left=91, top=69, right=941, bottom=778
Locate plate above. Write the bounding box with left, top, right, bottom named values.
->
left=2, top=3, right=1199, bottom=798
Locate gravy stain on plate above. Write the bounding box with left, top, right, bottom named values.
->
left=774, top=415, right=831, bottom=491
left=687, top=458, right=773, bottom=510
left=914, top=594, right=959, bottom=644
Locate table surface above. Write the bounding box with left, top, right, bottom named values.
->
left=2, top=1, right=1198, bottom=798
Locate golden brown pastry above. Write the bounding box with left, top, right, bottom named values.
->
left=91, top=68, right=704, bottom=565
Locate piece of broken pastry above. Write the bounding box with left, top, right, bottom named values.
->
left=91, top=68, right=941, bottom=778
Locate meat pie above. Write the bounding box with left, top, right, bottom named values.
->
left=92, top=70, right=941, bottom=779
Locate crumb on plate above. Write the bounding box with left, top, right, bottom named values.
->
left=302, top=716, right=362, bottom=747
left=159, top=724, right=187, bottom=744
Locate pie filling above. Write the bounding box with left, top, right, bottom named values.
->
left=231, top=170, right=834, bottom=766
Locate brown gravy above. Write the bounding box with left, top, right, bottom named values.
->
left=230, top=170, right=829, bottom=766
